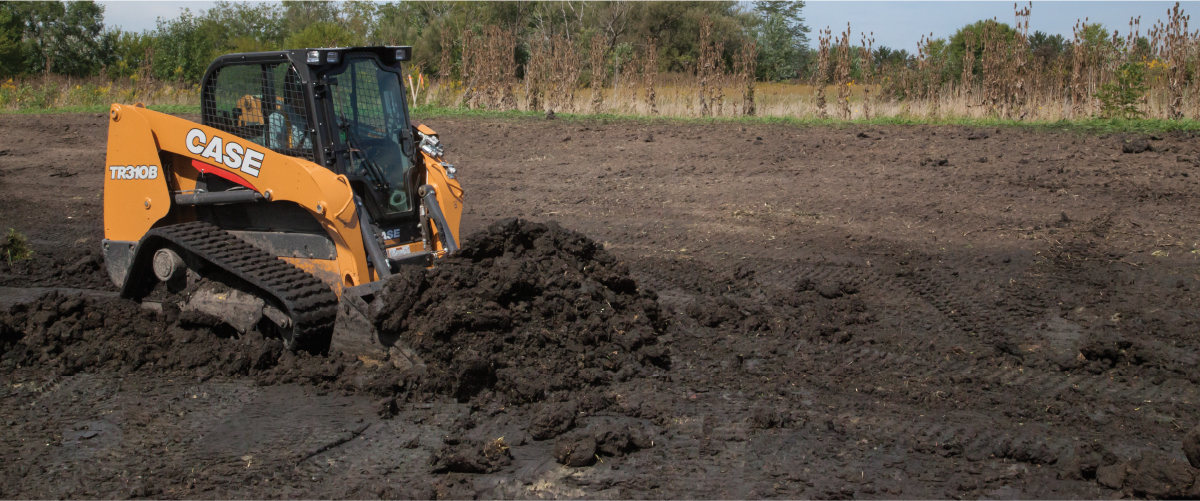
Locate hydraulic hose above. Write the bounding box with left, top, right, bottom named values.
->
left=419, top=185, right=458, bottom=253
left=354, top=196, right=392, bottom=279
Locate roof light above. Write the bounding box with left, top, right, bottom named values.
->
left=395, top=48, right=410, bottom=61
left=327, top=51, right=339, bottom=63
left=307, top=50, right=320, bottom=64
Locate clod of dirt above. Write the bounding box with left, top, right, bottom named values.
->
left=431, top=437, right=513, bottom=473
left=592, top=423, right=652, bottom=456
left=553, top=434, right=597, bottom=467
left=967, top=130, right=990, bottom=140
left=1080, top=329, right=1150, bottom=368
left=991, top=434, right=1058, bottom=465
left=816, top=281, right=857, bottom=299
left=1123, top=452, right=1195, bottom=498
left=816, top=283, right=844, bottom=299
left=920, top=157, right=949, bottom=167
left=545, top=110, right=557, bottom=120
left=641, top=132, right=654, bottom=142
left=552, top=420, right=653, bottom=467
left=1184, top=424, right=1200, bottom=468
left=528, top=400, right=577, bottom=440
left=371, top=218, right=670, bottom=404
left=1096, top=463, right=1126, bottom=490
left=376, top=397, right=399, bottom=418
left=750, top=404, right=797, bottom=429
left=1122, top=138, right=1151, bottom=153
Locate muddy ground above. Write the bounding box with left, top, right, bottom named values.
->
left=2, top=111, right=1200, bottom=499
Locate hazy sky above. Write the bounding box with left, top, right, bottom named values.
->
left=98, top=1, right=1198, bottom=52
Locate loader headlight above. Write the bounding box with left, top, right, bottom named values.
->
left=327, top=51, right=339, bottom=63
left=307, top=51, right=320, bottom=64
left=395, top=48, right=410, bottom=61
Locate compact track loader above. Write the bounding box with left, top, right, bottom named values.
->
left=102, top=46, right=462, bottom=355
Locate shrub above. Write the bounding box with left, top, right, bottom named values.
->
left=2, top=228, right=33, bottom=264
left=1095, top=60, right=1148, bottom=119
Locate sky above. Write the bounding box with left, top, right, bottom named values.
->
left=98, top=1, right=1199, bottom=52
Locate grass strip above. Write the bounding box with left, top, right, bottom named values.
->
left=6, top=103, right=1196, bottom=135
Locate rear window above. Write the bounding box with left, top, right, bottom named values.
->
left=202, top=63, right=314, bottom=161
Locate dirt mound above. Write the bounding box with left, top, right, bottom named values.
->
left=1, top=219, right=671, bottom=407
left=372, top=218, right=669, bottom=404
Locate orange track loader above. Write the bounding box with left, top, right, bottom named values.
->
left=102, top=46, right=462, bottom=354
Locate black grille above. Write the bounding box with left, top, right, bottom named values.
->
left=202, top=63, right=315, bottom=161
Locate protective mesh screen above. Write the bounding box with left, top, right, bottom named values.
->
left=332, top=55, right=383, bottom=138
left=330, top=54, right=413, bottom=216
left=202, top=63, right=314, bottom=161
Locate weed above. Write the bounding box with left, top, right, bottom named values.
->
left=1096, top=61, right=1149, bottom=119
left=2, top=228, right=33, bottom=264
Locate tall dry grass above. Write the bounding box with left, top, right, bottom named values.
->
left=0, top=74, right=197, bottom=111
left=435, top=1, right=1200, bottom=121
left=7, top=1, right=1198, bottom=122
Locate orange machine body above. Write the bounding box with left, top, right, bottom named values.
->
left=103, top=103, right=463, bottom=294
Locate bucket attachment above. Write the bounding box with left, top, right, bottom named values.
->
left=329, top=281, right=427, bottom=373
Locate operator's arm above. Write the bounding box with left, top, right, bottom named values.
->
left=268, top=112, right=285, bottom=149
left=291, top=118, right=311, bottom=150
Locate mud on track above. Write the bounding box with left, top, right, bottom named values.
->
left=3, top=111, right=1200, bottom=498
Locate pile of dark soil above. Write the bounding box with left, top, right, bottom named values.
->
left=1, top=219, right=670, bottom=408
left=0, top=250, right=112, bottom=290
left=0, top=291, right=411, bottom=396
left=372, top=218, right=669, bottom=404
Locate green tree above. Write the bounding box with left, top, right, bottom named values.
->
left=874, top=46, right=910, bottom=67
left=152, top=8, right=222, bottom=81
left=52, top=1, right=109, bottom=76
left=1095, top=60, right=1148, bottom=119
left=0, top=5, right=25, bottom=77
left=107, top=29, right=155, bottom=79
left=206, top=1, right=287, bottom=54
left=1077, top=22, right=1113, bottom=50
left=283, top=1, right=339, bottom=35
left=627, top=2, right=749, bottom=73
left=284, top=22, right=360, bottom=49
left=947, top=19, right=1020, bottom=81
left=1029, top=30, right=1066, bottom=62
left=8, top=1, right=109, bottom=76
left=753, top=0, right=809, bottom=80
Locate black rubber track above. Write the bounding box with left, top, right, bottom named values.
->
left=141, top=222, right=339, bottom=351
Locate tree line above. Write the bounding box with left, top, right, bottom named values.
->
left=0, top=1, right=814, bottom=83
left=0, top=0, right=1138, bottom=85
left=3, top=1, right=1192, bottom=121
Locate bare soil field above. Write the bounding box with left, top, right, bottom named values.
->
left=2, top=111, right=1200, bottom=499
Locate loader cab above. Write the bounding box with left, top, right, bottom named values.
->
left=200, top=46, right=419, bottom=232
